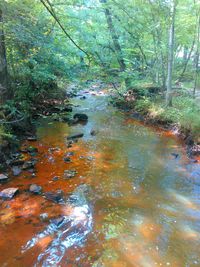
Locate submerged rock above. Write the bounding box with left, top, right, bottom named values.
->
left=0, top=187, right=19, bottom=199
left=67, top=133, right=84, bottom=140
left=29, top=184, right=42, bottom=194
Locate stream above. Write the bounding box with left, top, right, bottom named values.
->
left=0, top=81, right=200, bottom=267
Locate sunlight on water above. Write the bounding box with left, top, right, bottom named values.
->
left=0, top=84, right=200, bottom=266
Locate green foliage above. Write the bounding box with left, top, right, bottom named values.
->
left=134, top=95, right=200, bottom=139
left=135, top=97, right=152, bottom=113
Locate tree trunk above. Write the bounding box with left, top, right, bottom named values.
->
left=193, top=15, right=200, bottom=97
left=100, top=0, right=130, bottom=87
left=0, top=8, right=8, bottom=103
left=166, top=0, right=176, bottom=107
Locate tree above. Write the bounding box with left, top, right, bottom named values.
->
left=0, top=7, right=8, bottom=103
left=166, top=0, right=177, bottom=106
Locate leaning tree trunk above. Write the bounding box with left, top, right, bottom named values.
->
left=0, top=8, right=8, bottom=103
left=166, top=0, right=176, bottom=107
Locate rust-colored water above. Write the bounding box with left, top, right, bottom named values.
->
left=0, top=86, right=200, bottom=267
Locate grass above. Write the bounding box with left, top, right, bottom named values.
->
left=134, top=95, right=200, bottom=141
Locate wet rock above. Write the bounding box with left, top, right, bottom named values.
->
left=80, top=96, right=86, bottom=100
left=190, top=159, right=198, bottom=163
left=27, top=136, right=37, bottom=141
left=64, top=170, right=77, bottom=179
left=44, top=190, right=64, bottom=203
left=63, top=157, right=71, bottom=163
left=48, top=147, right=60, bottom=153
left=52, top=176, right=59, bottom=181
left=12, top=166, right=22, bottom=176
left=40, top=213, right=49, bottom=222
left=171, top=153, right=179, bottom=158
left=0, top=174, right=8, bottom=182
left=27, top=146, right=38, bottom=154
left=50, top=216, right=64, bottom=227
left=10, top=159, right=25, bottom=166
left=29, top=184, right=42, bottom=194
left=22, top=159, right=37, bottom=170
left=0, top=187, right=19, bottom=199
left=90, top=130, right=97, bottom=136
left=73, top=113, right=88, bottom=122
left=65, top=152, right=74, bottom=157
left=67, top=133, right=84, bottom=140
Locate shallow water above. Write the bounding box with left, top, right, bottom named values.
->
left=0, top=84, right=200, bottom=267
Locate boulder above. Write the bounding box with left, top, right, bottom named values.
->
left=0, top=187, right=19, bottom=199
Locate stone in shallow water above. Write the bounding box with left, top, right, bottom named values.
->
left=73, top=113, right=88, bottom=122
left=0, top=174, right=8, bottom=181
left=50, top=216, right=64, bottom=227
left=27, top=136, right=37, bottom=141
left=12, top=166, right=22, bottom=176
left=67, top=133, right=84, bottom=140
left=29, top=184, right=42, bottom=194
left=63, top=157, right=71, bottom=163
left=64, top=170, right=77, bottom=179
left=44, top=190, right=64, bottom=203
left=22, top=159, right=37, bottom=170
left=40, top=213, right=49, bottom=222
left=0, top=188, right=19, bottom=199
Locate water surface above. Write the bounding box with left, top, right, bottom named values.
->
left=0, top=84, right=200, bottom=266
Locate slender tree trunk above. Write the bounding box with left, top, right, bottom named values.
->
left=100, top=0, right=130, bottom=88
left=166, top=0, right=176, bottom=107
left=193, top=15, right=200, bottom=97
left=0, top=8, right=8, bottom=103
left=178, top=38, right=195, bottom=82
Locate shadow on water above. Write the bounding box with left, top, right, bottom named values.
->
left=0, top=81, right=200, bottom=266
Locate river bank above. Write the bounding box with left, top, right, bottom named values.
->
left=111, top=88, right=200, bottom=162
